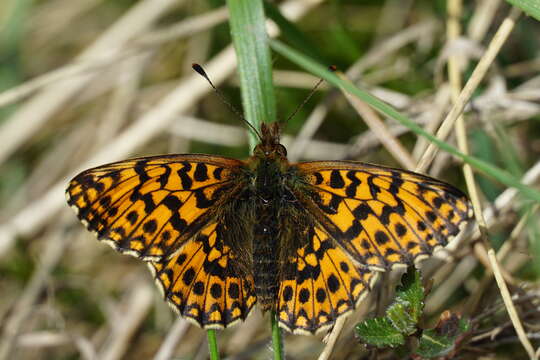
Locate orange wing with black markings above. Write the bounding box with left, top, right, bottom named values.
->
left=294, top=161, right=472, bottom=271
left=277, top=224, right=375, bottom=334
left=66, top=154, right=246, bottom=261
left=149, top=222, right=256, bottom=329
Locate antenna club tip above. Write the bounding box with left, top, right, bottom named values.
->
left=192, top=63, right=207, bottom=76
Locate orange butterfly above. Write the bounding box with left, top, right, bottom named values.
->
left=66, top=119, right=471, bottom=334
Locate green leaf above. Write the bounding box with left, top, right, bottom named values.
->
left=504, top=0, right=540, bottom=21
left=227, top=0, right=277, bottom=149
left=395, top=268, right=424, bottom=324
left=416, top=314, right=470, bottom=358
left=356, top=317, right=405, bottom=348
left=384, top=269, right=424, bottom=335
left=269, top=39, right=540, bottom=205
left=386, top=301, right=416, bottom=335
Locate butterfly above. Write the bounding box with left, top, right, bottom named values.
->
left=66, top=119, right=471, bottom=334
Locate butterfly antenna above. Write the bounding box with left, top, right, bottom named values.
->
left=282, top=65, right=336, bottom=125
left=192, top=63, right=262, bottom=141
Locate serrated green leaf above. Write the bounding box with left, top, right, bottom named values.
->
left=356, top=318, right=405, bottom=348
left=386, top=301, right=417, bottom=335
left=416, top=330, right=455, bottom=358
left=395, top=268, right=424, bottom=323
left=416, top=316, right=470, bottom=358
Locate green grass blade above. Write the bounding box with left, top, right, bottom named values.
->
left=269, top=39, right=540, bottom=204
left=207, top=329, right=220, bottom=360
left=264, top=1, right=325, bottom=63
left=271, top=311, right=284, bottom=360
left=504, top=0, right=540, bottom=20
left=227, top=0, right=277, bottom=149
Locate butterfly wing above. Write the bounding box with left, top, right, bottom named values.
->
left=149, top=222, right=256, bottom=329
left=277, top=224, right=375, bottom=334
left=66, top=154, right=246, bottom=261
left=293, top=161, right=472, bottom=271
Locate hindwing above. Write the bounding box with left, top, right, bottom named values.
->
left=277, top=224, right=375, bottom=334
left=150, top=222, right=256, bottom=329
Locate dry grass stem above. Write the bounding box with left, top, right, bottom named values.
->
left=0, top=222, right=70, bottom=360
left=337, top=74, right=416, bottom=169
left=153, top=319, right=190, bottom=360
left=97, top=284, right=154, bottom=360
left=317, top=317, right=346, bottom=360
left=489, top=250, right=537, bottom=359
left=137, top=6, right=229, bottom=46
left=416, top=6, right=522, bottom=172
left=0, top=0, right=181, bottom=166
left=467, top=0, right=502, bottom=42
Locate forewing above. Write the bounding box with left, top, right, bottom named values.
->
left=66, top=154, right=245, bottom=261
left=149, top=222, right=256, bottom=329
left=294, top=161, right=472, bottom=270
left=277, top=224, right=375, bottom=334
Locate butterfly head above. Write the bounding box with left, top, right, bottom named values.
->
left=253, top=122, right=287, bottom=160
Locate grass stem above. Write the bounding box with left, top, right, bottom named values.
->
left=207, top=329, right=220, bottom=360
left=271, top=311, right=284, bottom=360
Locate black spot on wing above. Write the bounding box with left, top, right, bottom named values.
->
left=143, top=219, right=157, bottom=234
left=163, top=195, right=182, bottom=211
left=329, top=170, right=345, bottom=189
left=213, top=167, right=223, bottom=180
left=367, top=176, right=381, bottom=199
left=352, top=203, right=371, bottom=220
left=375, top=231, right=389, bottom=245
left=345, top=171, right=361, bottom=198
left=177, top=162, right=193, bottom=190
left=170, top=213, right=188, bottom=231
left=194, top=163, right=209, bottom=182
left=194, top=189, right=215, bottom=209
left=312, top=172, right=324, bottom=185
left=158, top=165, right=171, bottom=188
left=299, top=288, right=310, bottom=303
left=126, top=211, right=138, bottom=225
left=134, top=160, right=150, bottom=184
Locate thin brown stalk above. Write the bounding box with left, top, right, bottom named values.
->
left=337, top=73, right=416, bottom=169
left=416, top=6, right=522, bottom=172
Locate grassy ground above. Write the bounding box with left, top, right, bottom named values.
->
left=0, top=0, right=539, bottom=359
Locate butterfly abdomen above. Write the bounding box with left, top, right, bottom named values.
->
left=251, top=157, right=289, bottom=311
left=252, top=215, right=280, bottom=311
